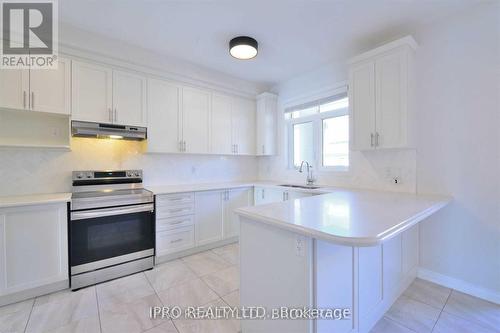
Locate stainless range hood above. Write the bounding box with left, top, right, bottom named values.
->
left=71, top=121, right=147, bottom=141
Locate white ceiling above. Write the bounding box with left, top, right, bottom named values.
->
left=59, top=0, right=480, bottom=86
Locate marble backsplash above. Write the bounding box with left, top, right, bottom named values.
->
left=0, top=138, right=259, bottom=196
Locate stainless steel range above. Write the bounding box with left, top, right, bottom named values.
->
left=69, top=170, right=155, bottom=290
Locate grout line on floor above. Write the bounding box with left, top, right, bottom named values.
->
left=430, top=287, right=452, bottom=333
left=22, top=298, right=35, bottom=333
left=95, top=286, right=103, bottom=333
left=382, top=315, right=419, bottom=333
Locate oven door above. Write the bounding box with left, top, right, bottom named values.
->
left=70, top=203, right=155, bottom=274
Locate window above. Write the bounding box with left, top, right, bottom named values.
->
left=285, top=91, right=349, bottom=170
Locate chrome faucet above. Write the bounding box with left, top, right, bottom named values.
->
left=299, top=161, right=315, bottom=186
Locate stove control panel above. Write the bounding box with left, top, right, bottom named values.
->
left=72, top=170, right=143, bottom=181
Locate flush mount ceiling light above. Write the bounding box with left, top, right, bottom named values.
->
left=229, top=36, right=258, bottom=60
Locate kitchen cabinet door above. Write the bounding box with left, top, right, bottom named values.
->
left=375, top=50, right=408, bottom=149
left=211, top=94, right=233, bottom=154
left=72, top=60, right=113, bottom=123
left=112, top=70, right=147, bottom=126
left=195, top=190, right=223, bottom=246
left=0, top=204, right=68, bottom=297
left=182, top=87, right=210, bottom=154
left=0, top=69, right=29, bottom=111
left=286, top=191, right=312, bottom=201
left=224, top=188, right=252, bottom=238
left=232, top=97, right=256, bottom=155
left=256, top=93, right=277, bottom=156
left=147, top=79, right=181, bottom=153
left=29, top=57, right=71, bottom=115
left=349, top=61, right=376, bottom=150
left=254, top=187, right=284, bottom=205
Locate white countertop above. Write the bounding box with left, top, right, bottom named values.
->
left=0, top=193, right=72, bottom=209
left=145, top=180, right=332, bottom=195
left=235, top=188, right=451, bottom=246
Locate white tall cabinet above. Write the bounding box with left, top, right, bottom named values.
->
left=349, top=36, right=416, bottom=150
left=0, top=203, right=68, bottom=303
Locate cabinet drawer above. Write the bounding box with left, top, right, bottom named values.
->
left=157, top=215, right=194, bottom=232
left=156, top=204, right=194, bottom=219
left=156, top=193, right=194, bottom=207
left=156, top=227, right=194, bottom=255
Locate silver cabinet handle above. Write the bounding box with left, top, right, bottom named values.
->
left=31, top=92, right=34, bottom=110
left=170, top=238, right=183, bottom=243
left=370, top=133, right=374, bottom=147
left=71, top=203, right=154, bottom=221
left=23, top=91, right=27, bottom=109
left=261, top=189, right=264, bottom=199
left=169, top=208, right=188, bottom=213
left=179, top=140, right=183, bottom=152
left=262, top=145, right=265, bottom=154
left=375, top=132, right=380, bottom=147
left=108, top=108, right=113, bottom=123
left=114, top=108, right=117, bottom=122
left=169, top=220, right=188, bottom=226
left=183, top=141, right=186, bottom=152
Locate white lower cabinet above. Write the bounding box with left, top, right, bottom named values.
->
left=156, top=226, right=195, bottom=255
left=223, top=187, right=252, bottom=238
left=254, top=186, right=313, bottom=205
left=0, top=203, right=68, bottom=298
left=195, top=190, right=224, bottom=246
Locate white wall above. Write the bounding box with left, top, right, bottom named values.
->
left=415, top=3, right=500, bottom=296
left=0, top=138, right=258, bottom=196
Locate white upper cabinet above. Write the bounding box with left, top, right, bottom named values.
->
left=29, top=58, right=71, bottom=115
left=0, top=58, right=70, bottom=115
left=232, top=97, right=256, bottom=155
left=211, top=94, right=233, bottom=154
left=72, top=60, right=113, bottom=123
left=72, top=60, right=147, bottom=126
left=256, top=92, right=278, bottom=156
left=375, top=50, right=408, bottom=149
left=0, top=69, right=28, bottom=111
left=349, top=36, right=416, bottom=150
left=349, top=61, right=375, bottom=150
left=147, top=78, right=181, bottom=153
left=112, top=70, right=147, bottom=126
left=182, top=87, right=210, bottom=154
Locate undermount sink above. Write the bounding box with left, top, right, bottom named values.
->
left=279, top=184, right=322, bottom=190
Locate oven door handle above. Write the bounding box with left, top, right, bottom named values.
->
left=71, top=203, right=154, bottom=221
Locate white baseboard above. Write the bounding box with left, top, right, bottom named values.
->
left=417, top=268, right=500, bottom=305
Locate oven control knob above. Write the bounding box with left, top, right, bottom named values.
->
left=127, top=171, right=133, bottom=177
left=76, top=172, right=84, bottom=179
left=86, top=172, right=92, bottom=179
left=134, top=171, right=140, bottom=177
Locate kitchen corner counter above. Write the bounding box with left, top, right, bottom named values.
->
left=0, top=192, right=72, bottom=208
left=235, top=188, right=451, bottom=246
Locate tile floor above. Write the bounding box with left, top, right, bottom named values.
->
left=0, top=242, right=498, bottom=333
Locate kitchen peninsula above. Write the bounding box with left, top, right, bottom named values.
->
left=235, top=189, right=451, bottom=333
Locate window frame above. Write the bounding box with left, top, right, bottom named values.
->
left=285, top=87, right=350, bottom=173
